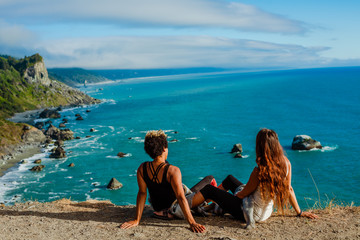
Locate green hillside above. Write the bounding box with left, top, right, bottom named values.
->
left=0, top=54, right=100, bottom=154
left=48, top=68, right=109, bottom=87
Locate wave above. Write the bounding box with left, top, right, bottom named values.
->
left=139, top=129, right=175, bottom=133
left=106, top=153, right=132, bottom=159
left=89, top=188, right=100, bottom=193
left=298, top=145, right=338, bottom=152
left=100, top=99, right=116, bottom=105
left=91, top=182, right=101, bottom=186
left=320, top=145, right=338, bottom=152
left=0, top=150, right=51, bottom=203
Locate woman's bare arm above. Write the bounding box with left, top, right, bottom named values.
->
left=287, top=159, right=318, bottom=219
left=235, top=167, right=260, bottom=199
left=120, top=164, right=148, bottom=229
left=168, top=166, right=206, bottom=233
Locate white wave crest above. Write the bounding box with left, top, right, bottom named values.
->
left=91, top=182, right=100, bottom=186
left=320, top=145, right=338, bottom=152
left=298, top=145, right=338, bottom=152
left=186, top=137, right=199, bottom=140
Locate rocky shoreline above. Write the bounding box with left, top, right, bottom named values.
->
left=1, top=104, right=97, bottom=177
left=0, top=143, right=43, bottom=177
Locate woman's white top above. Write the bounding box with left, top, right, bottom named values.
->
left=251, top=160, right=290, bottom=222
left=251, top=186, right=274, bottom=222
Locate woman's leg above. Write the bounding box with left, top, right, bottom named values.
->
left=220, top=175, right=243, bottom=194
left=193, top=184, right=245, bottom=221
left=190, top=175, right=216, bottom=193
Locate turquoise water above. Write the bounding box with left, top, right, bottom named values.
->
left=1, top=67, right=359, bottom=208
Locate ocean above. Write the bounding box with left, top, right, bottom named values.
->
left=1, top=67, right=359, bottom=209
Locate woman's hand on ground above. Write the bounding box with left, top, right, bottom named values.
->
left=190, top=222, right=206, bottom=233
left=301, top=211, right=319, bottom=219
left=120, top=220, right=139, bottom=229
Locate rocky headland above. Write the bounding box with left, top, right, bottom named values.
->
left=0, top=54, right=101, bottom=174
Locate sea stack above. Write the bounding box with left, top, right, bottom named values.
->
left=107, top=178, right=123, bottom=190
left=231, top=144, right=243, bottom=153
left=292, top=135, right=322, bottom=150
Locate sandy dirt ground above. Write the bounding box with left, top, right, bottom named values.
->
left=0, top=199, right=359, bottom=240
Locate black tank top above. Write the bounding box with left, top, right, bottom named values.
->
left=142, top=161, right=176, bottom=211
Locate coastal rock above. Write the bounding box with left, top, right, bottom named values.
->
left=292, top=135, right=322, bottom=150
left=75, top=114, right=81, bottom=117
left=234, top=153, right=243, bottom=158
left=34, top=122, right=45, bottom=129
left=55, top=140, right=64, bottom=147
left=62, top=118, right=68, bottom=123
left=33, top=159, right=42, bottom=164
left=59, top=123, right=66, bottom=128
left=86, top=136, right=92, bottom=138
left=86, top=109, right=91, bottom=113
left=21, top=127, right=46, bottom=143
left=30, top=165, right=45, bottom=172
left=90, top=128, right=95, bottom=132
left=75, top=136, right=81, bottom=139
left=170, top=139, right=178, bottom=142
left=231, top=144, right=243, bottom=153
left=45, top=137, right=52, bottom=144
left=59, top=129, right=74, bottom=141
left=45, top=120, right=52, bottom=125
left=39, top=109, right=61, bottom=119
left=45, top=125, right=74, bottom=141
left=45, top=125, right=61, bottom=139
left=107, top=178, right=123, bottom=190
left=68, top=163, right=75, bottom=167
left=23, top=125, right=31, bottom=131
left=49, top=146, right=66, bottom=158
left=76, top=116, right=84, bottom=120
left=117, top=152, right=126, bottom=158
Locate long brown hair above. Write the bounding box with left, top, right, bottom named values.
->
left=256, top=129, right=289, bottom=212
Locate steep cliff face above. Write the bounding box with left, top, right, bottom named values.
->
left=24, top=59, right=100, bottom=106
left=0, top=54, right=100, bottom=118
left=24, top=60, right=51, bottom=86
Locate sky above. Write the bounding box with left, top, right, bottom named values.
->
left=0, top=0, right=359, bottom=69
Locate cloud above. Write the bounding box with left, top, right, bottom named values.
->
left=0, top=0, right=305, bottom=34
left=29, top=35, right=331, bottom=69
left=0, top=20, right=37, bottom=47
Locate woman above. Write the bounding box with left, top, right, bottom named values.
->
left=191, top=128, right=318, bottom=224
left=120, top=130, right=208, bottom=233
